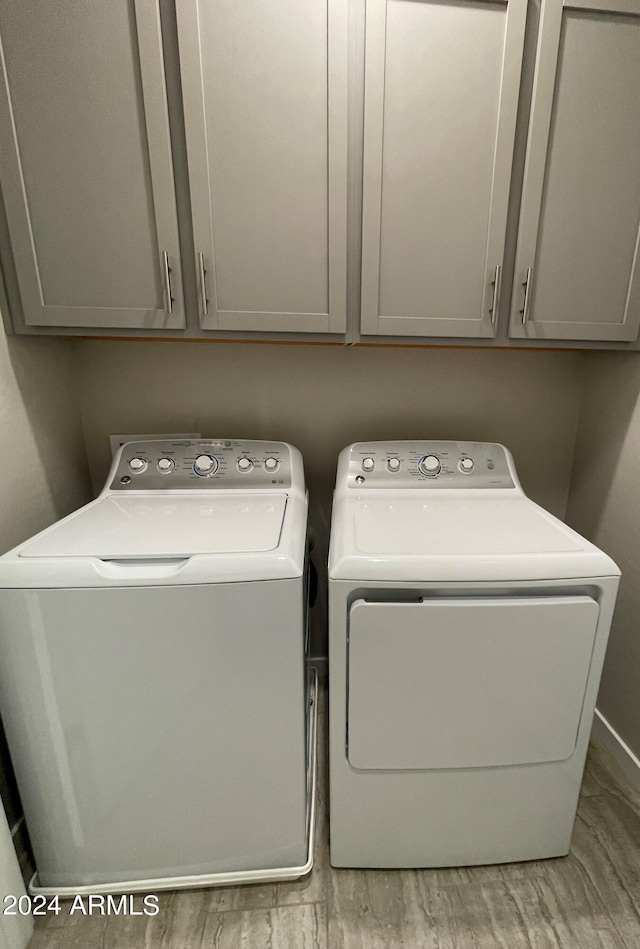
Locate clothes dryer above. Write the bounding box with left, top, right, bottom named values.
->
left=0, top=439, right=316, bottom=894
left=328, top=441, right=619, bottom=867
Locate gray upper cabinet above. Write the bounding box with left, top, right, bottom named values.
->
left=0, top=0, right=184, bottom=330
left=360, top=0, right=527, bottom=338
left=1, top=0, right=638, bottom=347
left=176, top=0, right=348, bottom=334
left=510, top=0, right=640, bottom=342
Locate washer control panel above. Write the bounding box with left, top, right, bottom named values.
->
left=347, top=441, right=515, bottom=489
left=111, top=439, right=291, bottom=490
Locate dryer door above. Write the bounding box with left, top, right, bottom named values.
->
left=347, top=596, right=599, bottom=770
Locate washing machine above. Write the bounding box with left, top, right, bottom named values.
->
left=328, top=440, right=619, bottom=868
left=0, top=438, right=316, bottom=894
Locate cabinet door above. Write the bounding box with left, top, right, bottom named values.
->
left=510, top=0, right=640, bottom=341
left=361, top=0, right=527, bottom=338
left=0, top=1, right=183, bottom=330
left=177, top=0, right=347, bottom=334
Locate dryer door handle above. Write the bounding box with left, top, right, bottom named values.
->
left=94, top=558, right=189, bottom=580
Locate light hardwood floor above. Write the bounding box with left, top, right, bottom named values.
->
left=29, top=686, right=640, bottom=948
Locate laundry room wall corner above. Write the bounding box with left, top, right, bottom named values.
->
left=0, top=332, right=92, bottom=555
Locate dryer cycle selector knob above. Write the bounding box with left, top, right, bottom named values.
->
left=157, top=457, right=175, bottom=473
left=418, top=455, right=441, bottom=477
left=237, top=457, right=253, bottom=472
left=193, top=454, right=218, bottom=476
left=129, top=457, right=146, bottom=473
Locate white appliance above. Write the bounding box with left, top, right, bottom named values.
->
left=328, top=440, right=619, bottom=868
left=0, top=438, right=316, bottom=895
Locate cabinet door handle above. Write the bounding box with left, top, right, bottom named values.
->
left=520, top=267, right=532, bottom=326
left=489, top=264, right=501, bottom=326
left=162, top=251, right=173, bottom=314
left=198, top=253, right=209, bottom=317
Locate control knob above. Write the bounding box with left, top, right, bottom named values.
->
left=237, top=457, right=253, bottom=472
left=387, top=458, right=401, bottom=472
left=264, top=457, right=279, bottom=472
left=362, top=457, right=375, bottom=472
left=459, top=457, right=474, bottom=473
left=129, top=457, right=146, bottom=473
left=193, top=454, right=218, bottom=476
left=418, top=454, right=441, bottom=477
left=157, top=457, right=175, bottom=473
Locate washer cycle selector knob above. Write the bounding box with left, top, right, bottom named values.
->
left=459, top=457, right=474, bottom=473
left=418, top=455, right=441, bottom=477
left=237, top=457, right=253, bottom=472
left=157, top=457, right=175, bottom=473
left=387, top=458, right=401, bottom=472
left=193, top=454, right=218, bottom=476
left=264, top=457, right=279, bottom=472
left=362, top=457, right=375, bottom=472
left=129, top=458, right=146, bottom=473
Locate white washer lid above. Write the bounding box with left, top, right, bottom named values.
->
left=329, top=495, right=619, bottom=581
left=19, top=495, right=287, bottom=560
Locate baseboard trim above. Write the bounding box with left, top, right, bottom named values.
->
left=592, top=708, right=640, bottom=794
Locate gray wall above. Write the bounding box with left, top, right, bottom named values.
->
left=0, top=328, right=92, bottom=830
left=566, top=352, right=640, bottom=760
left=77, top=340, right=585, bottom=658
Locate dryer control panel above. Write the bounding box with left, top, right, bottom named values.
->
left=109, top=439, right=292, bottom=490
left=345, top=441, right=516, bottom=490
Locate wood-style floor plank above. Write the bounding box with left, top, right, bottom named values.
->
left=199, top=903, right=327, bottom=949
left=326, top=861, right=628, bottom=949
left=569, top=796, right=640, bottom=948
left=31, top=911, right=107, bottom=949
left=25, top=931, right=65, bottom=949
